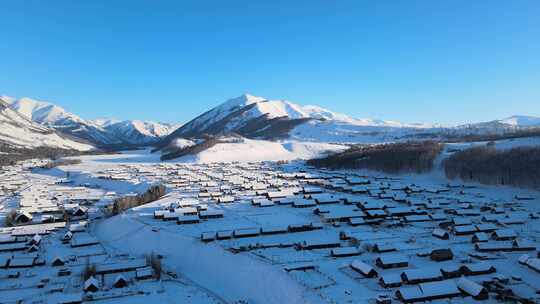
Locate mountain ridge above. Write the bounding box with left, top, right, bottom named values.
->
left=3, top=96, right=178, bottom=147
left=3, top=93, right=539, bottom=154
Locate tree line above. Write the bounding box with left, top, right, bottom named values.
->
left=443, top=145, right=540, bottom=188
left=307, top=141, right=444, bottom=174
left=110, top=184, right=167, bottom=215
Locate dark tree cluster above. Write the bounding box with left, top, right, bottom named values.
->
left=443, top=145, right=540, bottom=188
left=111, top=184, right=166, bottom=215
left=308, top=141, right=443, bottom=173
left=0, top=144, right=91, bottom=167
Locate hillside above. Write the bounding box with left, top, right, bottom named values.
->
left=162, top=135, right=347, bottom=163
left=0, top=98, right=93, bottom=151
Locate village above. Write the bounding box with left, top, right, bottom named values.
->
left=0, top=154, right=539, bottom=304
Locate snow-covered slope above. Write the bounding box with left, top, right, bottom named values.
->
left=0, top=98, right=93, bottom=151
left=173, top=137, right=347, bottom=163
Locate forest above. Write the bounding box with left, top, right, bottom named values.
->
left=308, top=141, right=444, bottom=173
left=443, top=145, right=540, bottom=188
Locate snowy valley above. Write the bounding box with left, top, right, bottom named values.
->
left=0, top=93, right=539, bottom=304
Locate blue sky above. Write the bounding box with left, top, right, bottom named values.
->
left=1, top=1, right=539, bottom=125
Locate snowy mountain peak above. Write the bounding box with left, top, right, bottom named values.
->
left=214, top=94, right=267, bottom=113
left=213, top=94, right=359, bottom=122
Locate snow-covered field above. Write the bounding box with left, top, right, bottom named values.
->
left=173, top=139, right=348, bottom=163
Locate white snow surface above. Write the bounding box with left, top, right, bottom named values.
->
left=289, top=119, right=430, bottom=144
left=95, top=212, right=320, bottom=304
left=174, top=138, right=348, bottom=163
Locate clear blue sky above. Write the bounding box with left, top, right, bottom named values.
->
left=1, top=1, right=539, bottom=125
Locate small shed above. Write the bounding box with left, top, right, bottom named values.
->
left=379, top=273, right=402, bottom=288
left=177, top=215, right=200, bottom=225
left=401, top=268, right=443, bottom=284
left=376, top=254, right=408, bottom=269
left=83, top=276, right=100, bottom=292
left=430, top=248, right=454, bottom=262
left=351, top=260, right=377, bottom=277
left=441, top=263, right=462, bottom=279
left=457, top=277, right=489, bottom=300
left=432, top=229, right=449, bottom=240
left=460, top=263, right=496, bottom=276
left=52, top=256, right=65, bottom=267
left=201, top=232, right=216, bottom=242
left=113, top=275, right=128, bottom=288
left=136, top=266, right=154, bottom=280
left=472, top=232, right=489, bottom=243
left=331, top=246, right=361, bottom=257
left=491, top=229, right=517, bottom=241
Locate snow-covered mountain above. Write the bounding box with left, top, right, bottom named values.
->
left=160, top=94, right=430, bottom=147
left=160, top=93, right=540, bottom=152
left=497, top=115, right=540, bottom=127
left=93, top=119, right=179, bottom=145
left=0, top=97, right=93, bottom=151
left=4, top=96, right=178, bottom=147
left=4, top=92, right=538, bottom=156
left=7, top=97, right=122, bottom=146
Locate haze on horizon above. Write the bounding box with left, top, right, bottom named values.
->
left=1, top=1, right=539, bottom=125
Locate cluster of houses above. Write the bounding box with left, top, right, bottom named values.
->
left=7, top=183, right=106, bottom=227
left=153, top=198, right=224, bottom=225
left=130, top=161, right=540, bottom=303
left=0, top=162, right=163, bottom=303
left=2, top=157, right=539, bottom=303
